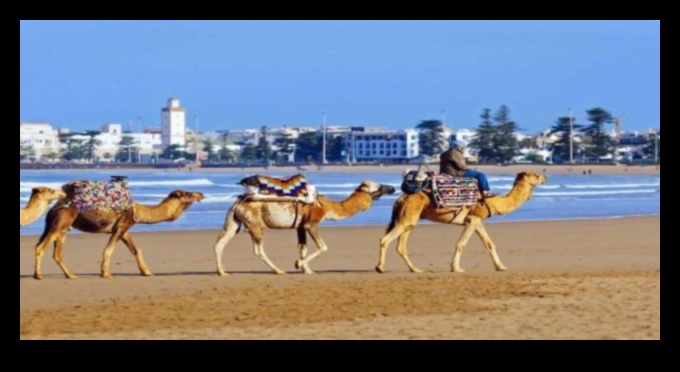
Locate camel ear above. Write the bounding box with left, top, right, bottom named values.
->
left=356, top=182, right=369, bottom=193
left=170, top=190, right=185, bottom=199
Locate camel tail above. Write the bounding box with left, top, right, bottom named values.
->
left=386, top=195, right=407, bottom=233
left=225, top=204, right=243, bottom=234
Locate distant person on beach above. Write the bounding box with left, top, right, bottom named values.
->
left=439, top=140, right=494, bottom=198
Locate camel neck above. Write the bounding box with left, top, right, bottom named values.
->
left=25, top=195, right=49, bottom=212
left=487, top=181, right=536, bottom=216
left=320, top=191, right=373, bottom=221
left=134, top=198, right=186, bottom=224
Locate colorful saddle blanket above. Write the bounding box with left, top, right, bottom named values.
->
left=431, top=175, right=479, bottom=208
left=62, top=179, right=134, bottom=213
left=238, top=174, right=317, bottom=203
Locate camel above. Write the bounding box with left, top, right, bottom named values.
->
left=376, top=171, right=547, bottom=274
left=20, top=187, right=67, bottom=227
left=33, top=189, right=204, bottom=280
left=214, top=180, right=396, bottom=276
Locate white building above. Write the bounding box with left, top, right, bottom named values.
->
left=93, top=123, right=162, bottom=161
left=20, top=122, right=60, bottom=160
left=161, top=97, right=186, bottom=149
left=342, top=129, right=420, bottom=163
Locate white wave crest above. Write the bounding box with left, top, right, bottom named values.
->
left=534, top=189, right=658, bottom=197
left=128, top=178, right=215, bottom=187
left=564, top=182, right=660, bottom=189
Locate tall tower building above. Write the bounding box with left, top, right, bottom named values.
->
left=161, top=97, right=186, bottom=149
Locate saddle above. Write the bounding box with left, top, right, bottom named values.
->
left=238, top=174, right=317, bottom=204
left=62, top=177, right=134, bottom=213
left=401, top=170, right=480, bottom=208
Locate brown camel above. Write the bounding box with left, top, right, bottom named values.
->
left=33, top=190, right=205, bottom=280
left=20, top=187, right=67, bottom=227
left=377, top=171, right=547, bottom=273
left=214, top=181, right=396, bottom=276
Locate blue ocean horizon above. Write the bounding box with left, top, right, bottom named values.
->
left=20, top=170, right=660, bottom=236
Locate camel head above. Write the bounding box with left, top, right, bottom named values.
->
left=32, top=187, right=67, bottom=202
left=514, top=171, right=548, bottom=188
left=167, top=190, right=205, bottom=205
left=355, top=181, right=396, bottom=200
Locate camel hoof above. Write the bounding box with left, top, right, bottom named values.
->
left=101, top=274, right=114, bottom=279
left=274, top=270, right=287, bottom=275
left=451, top=268, right=466, bottom=273
left=217, top=271, right=229, bottom=277
left=375, top=266, right=385, bottom=274
left=33, top=274, right=44, bottom=280
left=410, top=269, right=424, bottom=274
left=294, top=260, right=301, bottom=270
left=141, top=272, right=154, bottom=277
left=496, top=266, right=508, bottom=272
left=66, top=275, right=79, bottom=280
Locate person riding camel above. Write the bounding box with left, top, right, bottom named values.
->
left=439, top=140, right=494, bottom=198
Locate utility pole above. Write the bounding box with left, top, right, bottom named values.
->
left=321, top=110, right=327, bottom=165
left=195, top=115, right=200, bottom=166
left=127, top=120, right=132, bottom=163
left=569, top=108, right=574, bottom=164
left=137, top=116, right=142, bottom=164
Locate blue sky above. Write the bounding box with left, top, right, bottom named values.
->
left=20, top=20, right=660, bottom=134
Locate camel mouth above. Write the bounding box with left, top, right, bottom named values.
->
left=370, top=185, right=396, bottom=200
left=383, top=185, right=396, bottom=195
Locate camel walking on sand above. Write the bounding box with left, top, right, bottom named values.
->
left=34, top=189, right=204, bottom=280
left=214, top=180, right=395, bottom=276
left=20, top=187, right=66, bottom=227
left=377, top=171, right=547, bottom=273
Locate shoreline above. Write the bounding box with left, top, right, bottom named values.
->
left=18, top=213, right=662, bottom=237
left=20, top=163, right=661, bottom=176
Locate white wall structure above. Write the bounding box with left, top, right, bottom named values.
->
left=342, top=129, right=420, bottom=163
left=161, top=97, right=186, bottom=149
left=20, top=122, right=61, bottom=160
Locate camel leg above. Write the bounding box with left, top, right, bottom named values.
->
left=247, top=225, right=286, bottom=275
left=377, top=211, right=421, bottom=274
left=213, top=212, right=241, bottom=276
left=34, top=209, right=75, bottom=280
left=100, top=229, right=127, bottom=279
left=53, top=231, right=78, bottom=279
left=474, top=223, right=508, bottom=271
left=294, top=226, right=308, bottom=272
left=34, top=231, right=59, bottom=280
left=451, top=218, right=480, bottom=273
left=396, top=230, right=423, bottom=273
left=120, top=233, right=153, bottom=277
left=296, top=224, right=328, bottom=274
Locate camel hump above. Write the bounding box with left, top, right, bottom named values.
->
left=62, top=179, right=134, bottom=213
left=431, top=174, right=479, bottom=208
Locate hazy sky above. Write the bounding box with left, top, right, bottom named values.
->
left=20, top=20, right=660, bottom=134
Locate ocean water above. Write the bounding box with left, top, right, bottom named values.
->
left=20, top=170, right=660, bottom=236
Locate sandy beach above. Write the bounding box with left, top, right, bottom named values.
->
left=20, top=215, right=660, bottom=340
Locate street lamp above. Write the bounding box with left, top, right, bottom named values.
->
left=137, top=116, right=142, bottom=164
left=569, top=108, right=574, bottom=164
left=321, top=111, right=327, bottom=165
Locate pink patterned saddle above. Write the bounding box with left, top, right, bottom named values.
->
left=62, top=179, right=134, bottom=213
